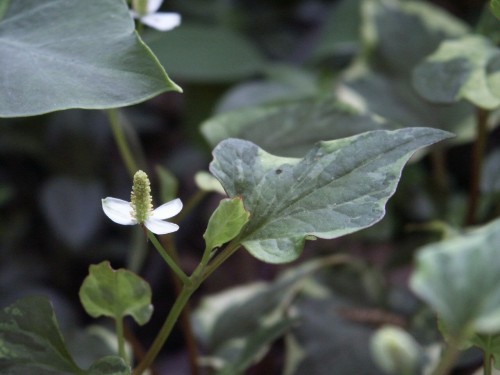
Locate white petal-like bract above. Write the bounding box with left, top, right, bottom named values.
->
left=102, top=198, right=136, bottom=225
left=147, top=0, right=164, bottom=14
left=145, top=217, right=179, bottom=235
left=140, top=12, right=181, bottom=31
left=153, top=198, right=183, bottom=220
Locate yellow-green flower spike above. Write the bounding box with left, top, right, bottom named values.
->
left=131, top=170, right=153, bottom=224
left=132, top=0, right=148, bottom=16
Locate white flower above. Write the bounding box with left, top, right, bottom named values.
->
left=131, top=0, right=181, bottom=31
left=102, top=197, right=182, bottom=235
left=102, top=170, right=182, bottom=235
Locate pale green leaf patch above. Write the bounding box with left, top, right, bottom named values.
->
left=411, top=218, right=500, bottom=338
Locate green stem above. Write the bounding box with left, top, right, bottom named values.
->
left=106, top=108, right=139, bottom=177
left=115, top=317, right=128, bottom=364
left=133, top=241, right=243, bottom=374
left=147, top=231, right=189, bottom=284
left=484, top=337, right=493, bottom=375
left=431, top=340, right=461, bottom=375
left=133, top=285, right=196, bottom=375
left=466, top=108, right=489, bottom=225
left=201, top=240, right=241, bottom=282
left=160, top=235, right=201, bottom=375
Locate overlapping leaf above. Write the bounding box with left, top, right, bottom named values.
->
left=413, top=35, right=500, bottom=109
left=411, top=218, right=500, bottom=338
left=201, top=97, right=399, bottom=158
left=339, top=0, right=475, bottom=141
left=0, top=0, right=180, bottom=117
left=209, top=128, right=452, bottom=263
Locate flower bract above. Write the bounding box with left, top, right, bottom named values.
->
left=131, top=0, right=181, bottom=31
left=102, top=170, right=182, bottom=235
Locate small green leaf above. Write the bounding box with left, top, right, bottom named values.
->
left=413, top=35, right=500, bottom=109
left=79, top=261, right=153, bottom=325
left=204, top=197, right=250, bottom=251
left=0, top=296, right=81, bottom=373
left=0, top=0, right=180, bottom=118
left=410, top=218, right=500, bottom=338
left=209, top=128, right=452, bottom=263
left=491, top=0, right=500, bottom=19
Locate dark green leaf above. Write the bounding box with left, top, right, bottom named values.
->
left=79, top=261, right=153, bottom=325
left=216, top=319, right=294, bottom=375
left=209, top=128, right=452, bottom=263
left=410, top=218, right=500, bottom=338
left=145, top=23, right=265, bottom=83
left=202, top=97, right=400, bottom=158
left=86, top=356, right=130, bottom=375
left=361, top=0, right=469, bottom=75
left=40, top=177, right=103, bottom=249
left=340, top=0, right=475, bottom=142
left=0, top=0, right=180, bottom=117
left=312, top=0, right=362, bottom=61
left=0, top=296, right=81, bottom=374
left=204, top=197, right=250, bottom=251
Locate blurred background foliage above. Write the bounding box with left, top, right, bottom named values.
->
left=1, top=0, right=500, bottom=374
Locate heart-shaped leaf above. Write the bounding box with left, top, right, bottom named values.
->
left=79, top=261, right=153, bottom=325
left=410, top=218, right=500, bottom=338
left=0, top=296, right=81, bottom=373
left=204, top=197, right=250, bottom=251
left=209, top=128, right=452, bottom=263
left=0, top=0, right=180, bottom=118
left=413, top=35, right=500, bottom=109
